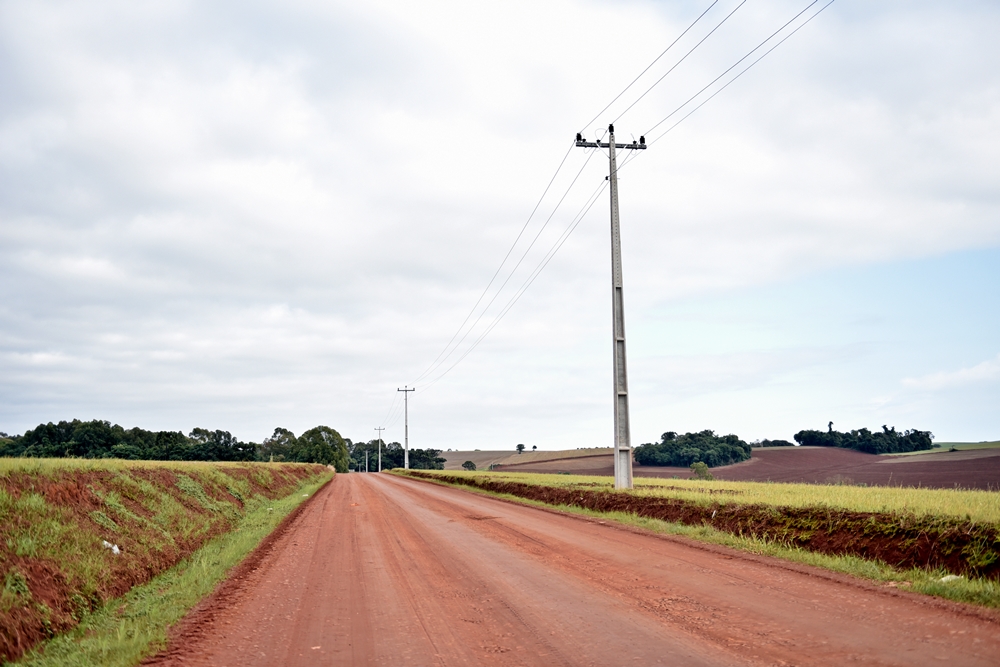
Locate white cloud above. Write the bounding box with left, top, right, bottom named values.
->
left=0, top=0, right=998, bottom=444
left=903, top=354, right=1000, bottom=391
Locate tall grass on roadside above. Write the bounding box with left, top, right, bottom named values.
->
left=11, top=474, right=330, bottom=667
left=427, top=470, right=1000, bottom=524
left=0, top=459, right=327, bottom=663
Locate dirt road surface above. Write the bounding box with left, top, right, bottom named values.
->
left=147, top=474, right=1000, bottom=666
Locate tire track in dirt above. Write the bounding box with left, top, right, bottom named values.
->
left=146, top=473, right=1000, bottom=667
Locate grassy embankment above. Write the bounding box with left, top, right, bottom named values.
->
left=395, top=470, right=1000, bottom=609
left=0, top=459, right=332, bottom=666
left=888, top=440, right=1000, bottom=456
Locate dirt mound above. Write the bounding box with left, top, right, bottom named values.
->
left=407, top=472, right=1000, bottom=580
left=0, top=461, right=326, bottom=663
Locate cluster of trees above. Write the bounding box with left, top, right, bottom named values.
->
left=757, top=439, right=794, bottom=447
left=793, top=425, right=933, bottom=454
left=346, top=439, right=445, bottom=470
left=0, top=419, right=350, bottom=470
left=634, top=431, right=752, bottom=468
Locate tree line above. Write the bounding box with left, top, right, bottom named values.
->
left=636, top=423, right=934, bottom=468
left=793, top=424, right=933, bottom=454
left=0, top=419, right=446, bottom=472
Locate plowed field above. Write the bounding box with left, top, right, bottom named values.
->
left=498, top=446, right=1000, bottom=489
left=145, top=473, right=1000, bottom=666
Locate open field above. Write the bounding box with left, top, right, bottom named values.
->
left=891, top=441, right=1000, bottom=456
left=0, top=459, right=331, bottom=664
left=142, top=473, right=1000, bottom=666
left=440, top=447, right=611, bottom=470
left=495, top=445, right=1000, bottom=489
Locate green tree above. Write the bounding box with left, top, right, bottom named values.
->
left=295, top=426, right=350, bottom=471
left=258, top=427, right=297, bottom=462
left=634, top=430, right=751, bottom=468
left=462, top=460, right=476, bottom=471
left=690, top=461, right=714, bottom=480
left=516, top=443, right=525, bottom=454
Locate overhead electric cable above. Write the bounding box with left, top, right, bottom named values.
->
left=578, top=0, right=719, bottom=134
left=395, top=0, right=836, bottom=406
left=612, top=0, right=748, bottom=125
left=644, top=0, right=822, bottom=137
left=612, top=0, right=832, bottom=177
left=418, top=178, right=610, bottom=390
left=649, top=0, right=835, bottom=145
left=411, top=140, right=576, bottom=384
left=411, top=146, right=600, bottom=384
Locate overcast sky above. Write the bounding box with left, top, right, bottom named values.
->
left=1, top=0, right=998, bottom=449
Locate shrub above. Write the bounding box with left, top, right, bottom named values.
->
left=462, top=461, right=476, bottom=471
left=690, top=462, right=714, bottom=480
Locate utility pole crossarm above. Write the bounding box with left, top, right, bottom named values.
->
left=575, top=133, right=647, bottom=150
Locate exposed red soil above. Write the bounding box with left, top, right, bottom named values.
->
left=498, top=446, right=1000, bottom=490
left=0, top=463, right=325, bottom=664
left=409, top=472, right=1000, bottom=579
left=145, top=473, right=1000, bottom=666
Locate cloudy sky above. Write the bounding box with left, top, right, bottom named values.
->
left=1, top=0, right=998, bottom=449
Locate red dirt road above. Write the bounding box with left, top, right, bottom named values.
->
left=147, top=474, right=1000, bottom=666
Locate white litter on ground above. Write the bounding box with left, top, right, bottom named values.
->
left=101, top=540, right=121, bottom=555
left=939, top=574, right=963, bottom=583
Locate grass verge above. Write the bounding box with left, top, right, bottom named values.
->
left=418, top=470, right=1000, bottom=522
left=394, top=470, right=1000, bottom=610
left=10, top=473, right=331, bottom=667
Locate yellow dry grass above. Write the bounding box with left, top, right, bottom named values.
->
left=426, top=471, right=1000, bottom=524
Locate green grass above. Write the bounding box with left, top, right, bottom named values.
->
left=0, top=459, right=329, bottom=664
left=397, top=471, right=1000, bottom=609
left=931, top=441, right=1000, bottom=451
left=422, top=470, right=1000, bottom=524
left=11, top=474, right=330, bottom=667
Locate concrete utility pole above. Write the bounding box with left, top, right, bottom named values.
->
left=575, top=124, right=646, bottom=490
left=397, top=386, right=415, bottom=469
left=375, top=426, right=385, bottom=472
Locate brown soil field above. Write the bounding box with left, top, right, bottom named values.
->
left=440, top=448, right=611, bottom=471
left=145, top=473, right=1000, bottom=666
left=498, top=446, right=1000, bottom=490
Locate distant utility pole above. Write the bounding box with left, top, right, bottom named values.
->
left=365, top=450, right=369, bottom=473
left=397, top=386, right=415, bottom=469
left=375, top=426, right=385, bottom=472
left=575, top=124, right=646, bottom=490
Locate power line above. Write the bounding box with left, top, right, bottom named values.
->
left=578, top=0, right=719, bottom=134
left=648, top=0, right=834, bottom=145
left=612, top=0, right=832, bottom=175
left=645, top=0, right=824, bottom=138
left=411, top=146, right=600, bottom=384
left=418, top=177, right=609, bottom=390
left=410, top=141, right=576, bottom=385
left=392, top=0, right=836, bottom=402
left=612, top=0, right=748, bottom=125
